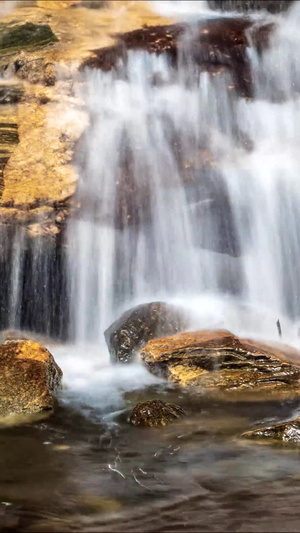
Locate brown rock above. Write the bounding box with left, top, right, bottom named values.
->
left=105, top=302, right=191, bottom=364
left=0, top=339, right=62, bottom=418
left=130, top=399, right=186, bottom=427
left=242, top=417, right=300, bottom=442
left=141, top=330, right=300, bottom=397
left=82, top=17, right=275, bottom=98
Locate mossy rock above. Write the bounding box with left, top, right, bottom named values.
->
left=0, top=22, right=58, bottom=57
left=130, top=399, right=186, bottom=427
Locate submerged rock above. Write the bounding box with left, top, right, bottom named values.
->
left=105, top=302, right=191, bottom=364
left=0, top=339, right=62, bottom=418
left=130, top=399, right=186, bottom=427
left=242, top=417, right=300, bottom=442
left=141, top=330, right=300, bottom=396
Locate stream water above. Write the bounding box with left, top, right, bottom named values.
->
left=2, top=0, right=300, bottom=531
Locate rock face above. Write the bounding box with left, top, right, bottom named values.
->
left=242, top=417, right=300, bottom=442
left=0, top=339, right=62, bottom=418
left=130, top=399, right=186, bottom=427
left=141, top=330, right=300, bottom=396
left=82, top=17, right=275, bottom=99
left=105, top=302, right=191, bottom=363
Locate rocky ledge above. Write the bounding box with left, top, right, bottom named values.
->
left=141, top=329, right=300, bottom=398
left=0, top=0, right=171, bottom=238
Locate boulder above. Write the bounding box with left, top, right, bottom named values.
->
left=104, top=302, right=191, bottom=364
left=141, top=329, right=300, bottom=396
left=130, top=399, right=186, bottom=427
left=242, top=417, right=300, bottom=442
left=0, top=339, right=62, bottom=418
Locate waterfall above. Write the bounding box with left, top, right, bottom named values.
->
left=66, top=1, right=300, bottom=344
left=2, top=1, right=299, bottom=346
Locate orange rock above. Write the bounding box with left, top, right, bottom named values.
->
left=141, top=330, right=300, bottom=398
left=0, top=340, right=62, bottom=419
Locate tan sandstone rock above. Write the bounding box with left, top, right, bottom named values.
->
left=0, top=339, right=62, bottom=418
left=141, top=330, right=300, bottom=398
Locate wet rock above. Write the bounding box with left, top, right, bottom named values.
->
left=130, top=399, right=186, bottom=427
left=0, top=22, right=58, bottom=60
left=0, top=84, right=23, bottom=105
left=242, top=417, right=300, bottom=442
left=82, top=18, right=275, bottom=98
left=141, top=329, right=300, bottom=396
left=0, top=116, right=19, bottom=201
left=77, top=0, right=107, bottom=8
left=0, top=339, right=62, bottom=418
left=105, top=302, right=191, bottom=364
left=208, top=1, right=293, bottom=14
left=184, top=171, right=242, bottom=258
left=13, top=56, right=56, bottom=86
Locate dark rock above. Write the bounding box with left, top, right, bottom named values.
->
left=43, top=62, right=56, bottom=86
left=130, top=399, right=186, bottom=427
left=242, top=417, right=300, bottom=442
left=105, top=302, right=191, bottom=364
left=0, top=84, right=24, bottom=104
left=0, top=339, right=62, bottom=419
left=0, top=22, right=58, bottom=58
left=77, top=0, right=107, bottom=8
left=208, top=1, right=293, bottom=14
left=0, top=226, right=69, bottom=341
left=184, top=170, right=242, bottom=258
left=81, top=18, right=275, bottom=99
left=141, top=329, right=300, bottom=397
left=0, top=120, right=19, bottom=200
left=13, top=57, right=56, bottom=85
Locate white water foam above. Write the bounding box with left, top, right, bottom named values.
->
left=150, top=0, right=211, bottom=19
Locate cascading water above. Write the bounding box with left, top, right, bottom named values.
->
left=67, top=1, right=300, bottom=347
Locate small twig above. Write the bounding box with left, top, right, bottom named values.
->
left=276, top=319, right=282, bottom=338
